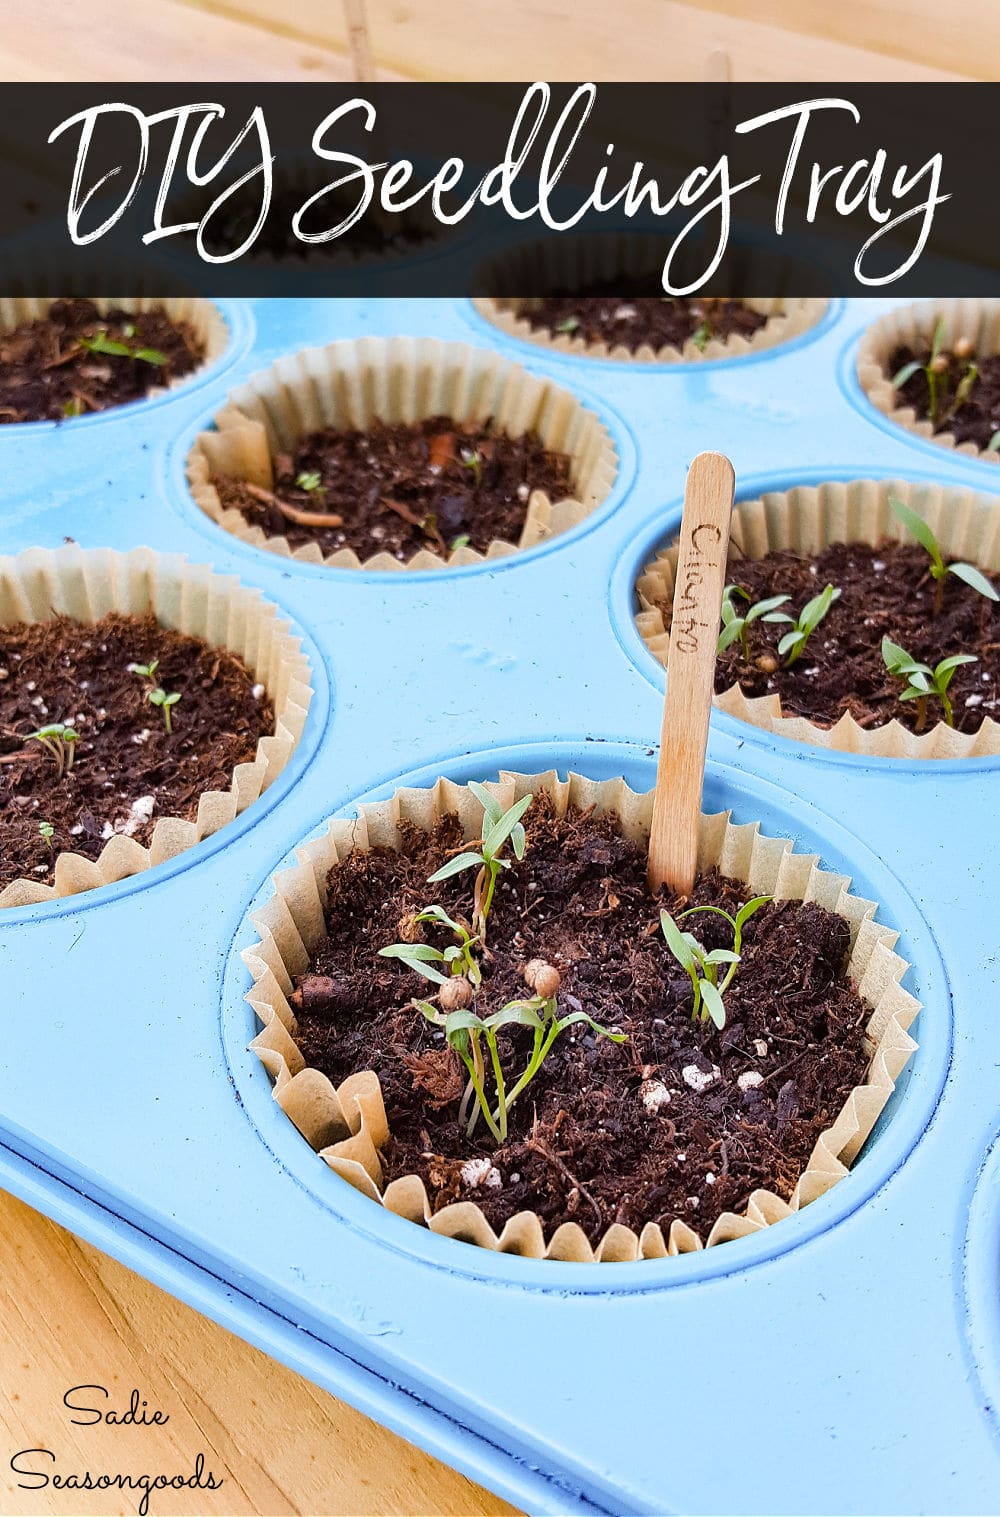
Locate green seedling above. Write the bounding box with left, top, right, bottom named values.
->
left=26, top=723, right=79, bottom=780
left=889, top=495, right=999, bottom=613
left=460, top=448, right=482, bottom=488
left=987, top=430, right=1000, bottom=454
left=129, top=658, right=181, bottom=733
left=427, top=783, right=533, bottom=944
left=717, top=584, right=791, bottom=659
left=380, top=905, right=483, bottom=989
left=881, top=636, right=977, bottom=731
left=295, top=470, right=324, bottom=492
left=416, top=989, right=624, bottom=1143
left=691, top=320, right=713, bottom=352
left=38, top=820, right=54, bottom=849
left=892, top=319, right=978, bottom=428
left=766, top=583, right=841, bottom=668
left=62, top=397, right=84, bottom=419
left=554, top=316, right=580, bottom=334
left=147, top=687, right=181, bottom=733
left=78, top=330, right=167, bottom=366
left=660, top=895, right=771, bottom=1030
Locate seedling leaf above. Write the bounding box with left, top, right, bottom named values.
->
left=428, top=850, right=485, bottom=882
left=949, top=561, right=1000, bottom=601
left=701, top=979, right=727, bottom=1030
left=483, top=793, right=533, bottom=858
left=467, top=780, right=503, bottom=827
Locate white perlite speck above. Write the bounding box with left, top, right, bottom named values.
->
left=639, top=1078, right=672, bottom=1114
left=682, top=1063, right=721, bottom=1093
left=123, top=795, right=156, bottom=836
left=738, top=1070, right=764, bottom=1092
left=460, top=1157, right=502, bottom=1190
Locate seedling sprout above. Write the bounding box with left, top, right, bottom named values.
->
left=425, top=782, right=532, bottom=945
left=766, top=583, right=841, bottom=668
left=26, top=722, right=79, bottom=779
left=660, top=895, right=771, bottom=1029
left=717, top=584, right=790, bottom=659
left=460, top=448, right=483, bottom=488
left=78, top=330, right=167, bottom=366
left=889, top=496, right=999, bottom=613
left=147, top=687, right=181, bottom=733
left=38, top=820, right=54, bottom=849
left=380, top=905, right=483, bottom=989
left=129, top=658, right=182, bottom=733
left=881, top=636, right=977, bottom=731
left=295, top=470, right=324, bottom=492
left=378, top=784, right=625, bottom=1143
left=892, top=320, right=978, bottom=429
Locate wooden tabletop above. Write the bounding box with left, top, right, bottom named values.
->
left=0, top=1189, right=519, bottom=1517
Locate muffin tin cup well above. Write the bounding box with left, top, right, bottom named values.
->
left=0, top=544, right=313, bottom=909
left=471, top=232, right=826, bottom=363
left=241, top=766, right=919, bottom=1266
left=0, top=295, right=230, bottom=410
left=857, top=299, right=1000, bottom=464
left=185, top=336, right=619, bottom=572
left=636, top=476, right=1000, bottom=760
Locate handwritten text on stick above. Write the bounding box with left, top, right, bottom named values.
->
left=672, top=522, right=724, bottom=655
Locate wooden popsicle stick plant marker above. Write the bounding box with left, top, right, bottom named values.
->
left=647, top=451, right=735, bottom=896
left=343, top=0, right=375, bottom=81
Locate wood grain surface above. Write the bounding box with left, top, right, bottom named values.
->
left=0, top=1188, right=519, bottom=1516
left=0, top=0, right=968, bottom=80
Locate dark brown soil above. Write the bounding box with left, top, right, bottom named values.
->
left=652, top=539, right=999, bottom=734
left=193, top=183, right=434, bottom=262
left=290, top=798, right=875, bottom=1245
left=525, top=295, right=768, bottom=353
left=890, top=344, right=1000, bottom=451
left=0, top=299, right=204, bottom=423
left=0, top=613, right=274, bottom=892
left=211, top=417, right=573, bottom=560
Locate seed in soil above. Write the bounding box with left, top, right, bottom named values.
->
left=290, top=789, right=876, bottom=1244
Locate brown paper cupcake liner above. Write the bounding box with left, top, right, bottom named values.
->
left=0, top=296, right=228, bottom=406
left=187, top=336, right=618, bottom=572
left=857, top=299, right=1000, bottom=463
left=242, top=769, right=919, bottom=1264
left=0, top=544, right=312, bottom=909
left=471, top=234, right=826, bottom=363
left=637, top=477, right=1000, bottom=760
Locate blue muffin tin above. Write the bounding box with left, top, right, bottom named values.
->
left=2, top=296, right=999, bottom=1517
